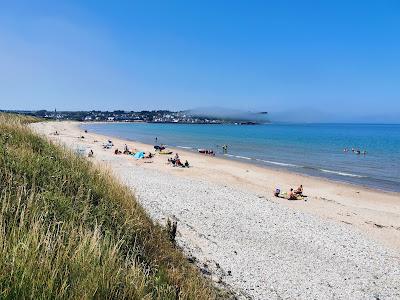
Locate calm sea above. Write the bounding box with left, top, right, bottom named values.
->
left=82, top=123, right=400, bottom=192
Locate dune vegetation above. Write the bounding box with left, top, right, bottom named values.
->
left=0, top=113, right=219, bottom=299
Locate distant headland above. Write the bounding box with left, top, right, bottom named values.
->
left=1, top=109, right=270, bottom=125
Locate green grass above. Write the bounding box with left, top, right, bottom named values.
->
left=0, top=113, right=219, bottom=299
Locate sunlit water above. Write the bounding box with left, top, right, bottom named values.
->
left=82, top=123, right=400, bottom=192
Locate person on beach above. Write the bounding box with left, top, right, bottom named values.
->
left=154, top=145, right=166, bottom=151
left=274, top=188, right=280, bottom=197
left=288, top=188, right=297, bottom=200
left=175, top=158, right=182, bottom=166
left=88, top=149, right=94, bottom=157
left=295, top=185, right=303, bottom=195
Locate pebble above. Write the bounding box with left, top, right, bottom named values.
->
left=112, top=166, right=400, bottom=299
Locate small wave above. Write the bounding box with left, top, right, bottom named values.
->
left=255, top=159, right=298, bottom=167
left=224, top=154, right=252, bottom=160
left=234, top=155, right=252, bottom=160
left=320, top=169, right=365, bottom=178
left=176, top=146, right=193, bottom=150
left=222, top=156, right=365, bottom=179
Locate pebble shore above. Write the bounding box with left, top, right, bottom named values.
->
left=111, top=162, right=400, bottom=299
left=30, top=122, right=400, bottom=299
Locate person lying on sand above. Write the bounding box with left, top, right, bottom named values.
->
left=168, top=157, right=189, bottom=168
left=275, top=187, right=305, bottom=200
left=144, top=152, right=153, bottom=158
left=294, top=185, right=303, bottom=195
left=114, top=149, right=122, bottom=155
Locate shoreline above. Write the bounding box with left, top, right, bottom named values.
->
left=80, top=121, right=399, bottom=195
left=81, top=121, right=400, bottom=193
left=30, top=121, right=400, bottom=299
left=35, top=121, right=400, bottom=252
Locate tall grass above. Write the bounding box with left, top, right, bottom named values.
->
left=0, top=114, right=219, bottom=299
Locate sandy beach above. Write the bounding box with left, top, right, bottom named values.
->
left=31, top=121, right=400, bottom=299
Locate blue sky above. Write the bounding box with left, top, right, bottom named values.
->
left=1, top=1, right=399, bottom=121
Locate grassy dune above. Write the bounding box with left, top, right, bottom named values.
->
left=0, top=114, right=219, bottom=299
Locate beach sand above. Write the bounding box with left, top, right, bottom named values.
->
left=31, top=121, right=400, bottom=299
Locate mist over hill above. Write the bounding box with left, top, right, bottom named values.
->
left=186, top=107, right=270, bottom=123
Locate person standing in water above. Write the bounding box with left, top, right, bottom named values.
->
left=222, top=144, right=228, bottom=154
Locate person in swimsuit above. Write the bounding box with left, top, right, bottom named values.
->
left=295, top=185, right=303, bottom=195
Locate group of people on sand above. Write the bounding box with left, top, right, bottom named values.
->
left=112, top=144, right=154, bottom=159
left=274, top=184, right=304, bottom=200
left=89, top=137, right=191, bottom=168
left=343, top=148, right=367, bottom=155
left=114, top=144, right=135, bottom=155
left=103, top=140, right=114, bottom=149
left=168, top=153, right=190, bottom=168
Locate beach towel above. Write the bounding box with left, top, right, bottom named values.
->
left=280, top=192, right=304, bottom=200
left=133, top=152, right=145, bottom=159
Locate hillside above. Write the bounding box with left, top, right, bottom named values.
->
left=0, top=114, right=220, bottom=299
